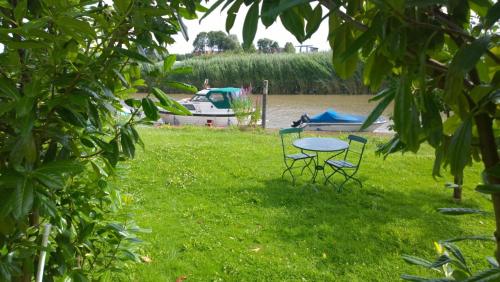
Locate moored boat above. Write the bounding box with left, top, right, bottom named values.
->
left=292, top=108, right=386, bottom=132
left=160, top=87, right=254, bottom=127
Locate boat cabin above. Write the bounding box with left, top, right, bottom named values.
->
left=190, top=87, right=242, bottom=109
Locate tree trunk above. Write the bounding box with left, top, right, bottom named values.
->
left=474, top=113, right=500, bottom=262
left=453, top=175, right=463, bottom=202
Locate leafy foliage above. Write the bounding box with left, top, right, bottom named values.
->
left=0, top=0, right=199, bottom=280
left=402, top=209, right=498, bottom=281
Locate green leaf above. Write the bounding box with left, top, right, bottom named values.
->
left=441, top=235, right=495, bottom=243
left=469, top=0, right=492, bottom=17
left=0, top=77, right=20, bottom=100
left=280, top=8, right=305, bottom=42
left=114, top=47, right=153, bottom=64
left=199, top=0, right=225, bottom=22
left=437, top=208, right=487, bottom=215
left=305, top=4, right=322, bottom=40
left=141, top=97, right=159, bottom=120
left=33, top=161, right=84, bottom=190
left=485, top=163, right=500, bottom=178
left=56, top=16, right=96, bottom=39
left=13, top=0, right=26, bottom=22
left=0, top=0, right=11, bottom=8
left=404, top=0, right=448, bottom=6
left=10, top=178, right=33, bottom=219
left=401, top=255, right=433, bottom=268
left=104, top=139, right=119, bottom=166
left=401, top=274, right=453, bottom=281
left=445, top=36, right=491, bottom=109
left=163, top=55, right=176, bottom=73
left=120, top=130, right=135, bottom=158
left=442, top=242, right=470, bottom=274
left=476, top=184, right=500, bottom=194
left=165, top=81, right=197, bottom=93
left=242, top=1, right=259, bottom=49
left=487, top=257, right=499, bottom=268
left=113, top=69, right=129, bottom=86
left=55, top=107, right=86, bottom=127
left=114, top=0, right=131, bottom=14
left=226, top=13, right=237, bottom=33
left=4, top=40, right=47, bottom=49
left=464, top=268, right=500, bottom=281
left=450, top=36, right=490, bottom=73
left=134, top=7, right=171, bottom=16
left=159, top=100, right=192, bottom=116
left=35, top=160, right=84, bottom=175
left=125, top=98, right=141, bottom=108
left=422, top=93, right=443, bottom=148
left=393, top=76, right=420, bottom=152
left=152, top=87, right=172, bottom=107
left=485, top=1, right=500, bottom=29
left=338, top=28, right=377, bottom=62
left=261, top=0, right=310, bottom=17
left=261, top=0, right=279, bottom=27
left=430, top=255, right=452, bottom=268
left=433, top=145, right=444, bottom=177
left=16, top=96, right=33, bottom=117
left=447, top=117, right=472, bottom=177
left=361, top=87, right=395, bottom=130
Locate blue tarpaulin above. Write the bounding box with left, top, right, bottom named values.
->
left=309, top=109, right=365, bottom=123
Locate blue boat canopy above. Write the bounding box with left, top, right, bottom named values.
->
left=309, top=109, right=365, bottom=123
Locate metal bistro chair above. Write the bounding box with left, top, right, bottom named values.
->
left=279, top=127, right=316, bottom=185
left=324, top=135, right=367, bottom=191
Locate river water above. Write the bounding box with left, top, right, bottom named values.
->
left=165, top=94, right=393, bottom=132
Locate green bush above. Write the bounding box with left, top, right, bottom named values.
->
left=0, top=1, right=198, bottom=280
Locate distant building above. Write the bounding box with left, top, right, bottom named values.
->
left=296, top=45, right=319, bottom=53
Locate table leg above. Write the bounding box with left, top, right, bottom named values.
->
left=311, top=154, right=323, bottom=183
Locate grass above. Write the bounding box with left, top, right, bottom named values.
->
left=116, top=126, right=495, bottom=281
left=162, top=52, right=368, bottom=95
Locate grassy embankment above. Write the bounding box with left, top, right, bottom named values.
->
left=165, top=52, right=369, bottom=95
left=117, top=127, right=494, bottom=281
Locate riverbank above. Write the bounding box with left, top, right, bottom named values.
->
left=118, top=126, right=493, bottom=281
left=136, top=93, right=393, bottom=130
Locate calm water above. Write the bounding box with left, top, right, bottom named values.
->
left=164, top=94, right=393, bottom=132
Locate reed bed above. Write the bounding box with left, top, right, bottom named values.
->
left=162, top=52, right=369, bottom=94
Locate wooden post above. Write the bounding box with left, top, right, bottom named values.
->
left=262, top=80, right=268, bottom=128
left=36, top=224, right=52, bottom=282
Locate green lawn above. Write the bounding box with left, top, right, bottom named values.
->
left=116, top=126, right=494, bottom=281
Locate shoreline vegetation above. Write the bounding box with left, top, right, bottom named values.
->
left=154, top=52, right=370, bottom=95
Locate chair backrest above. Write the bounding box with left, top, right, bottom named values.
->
left=344, top=134, right=367, bottom=168
left=279, top=127, right=303, bottom=157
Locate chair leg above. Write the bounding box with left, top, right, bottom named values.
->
left=282, top=160, right=297, bottom=185
left=324, top=166, right=340, bottom=186
left=337, top=170, right=362, bottom=192
left=300, top=157, right=315, bottom=176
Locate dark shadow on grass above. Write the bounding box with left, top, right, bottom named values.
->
left=227, top=176, right=488, bottom=270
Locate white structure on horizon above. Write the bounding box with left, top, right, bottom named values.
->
left=295, top=45, right=319, bottom=53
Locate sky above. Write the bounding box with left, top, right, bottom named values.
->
left=168, top=3, right=331, bottom=54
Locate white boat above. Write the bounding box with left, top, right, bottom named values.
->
left=160, top=87, right=253, bottom=127
left=292, top=109, right=387, bottom=132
